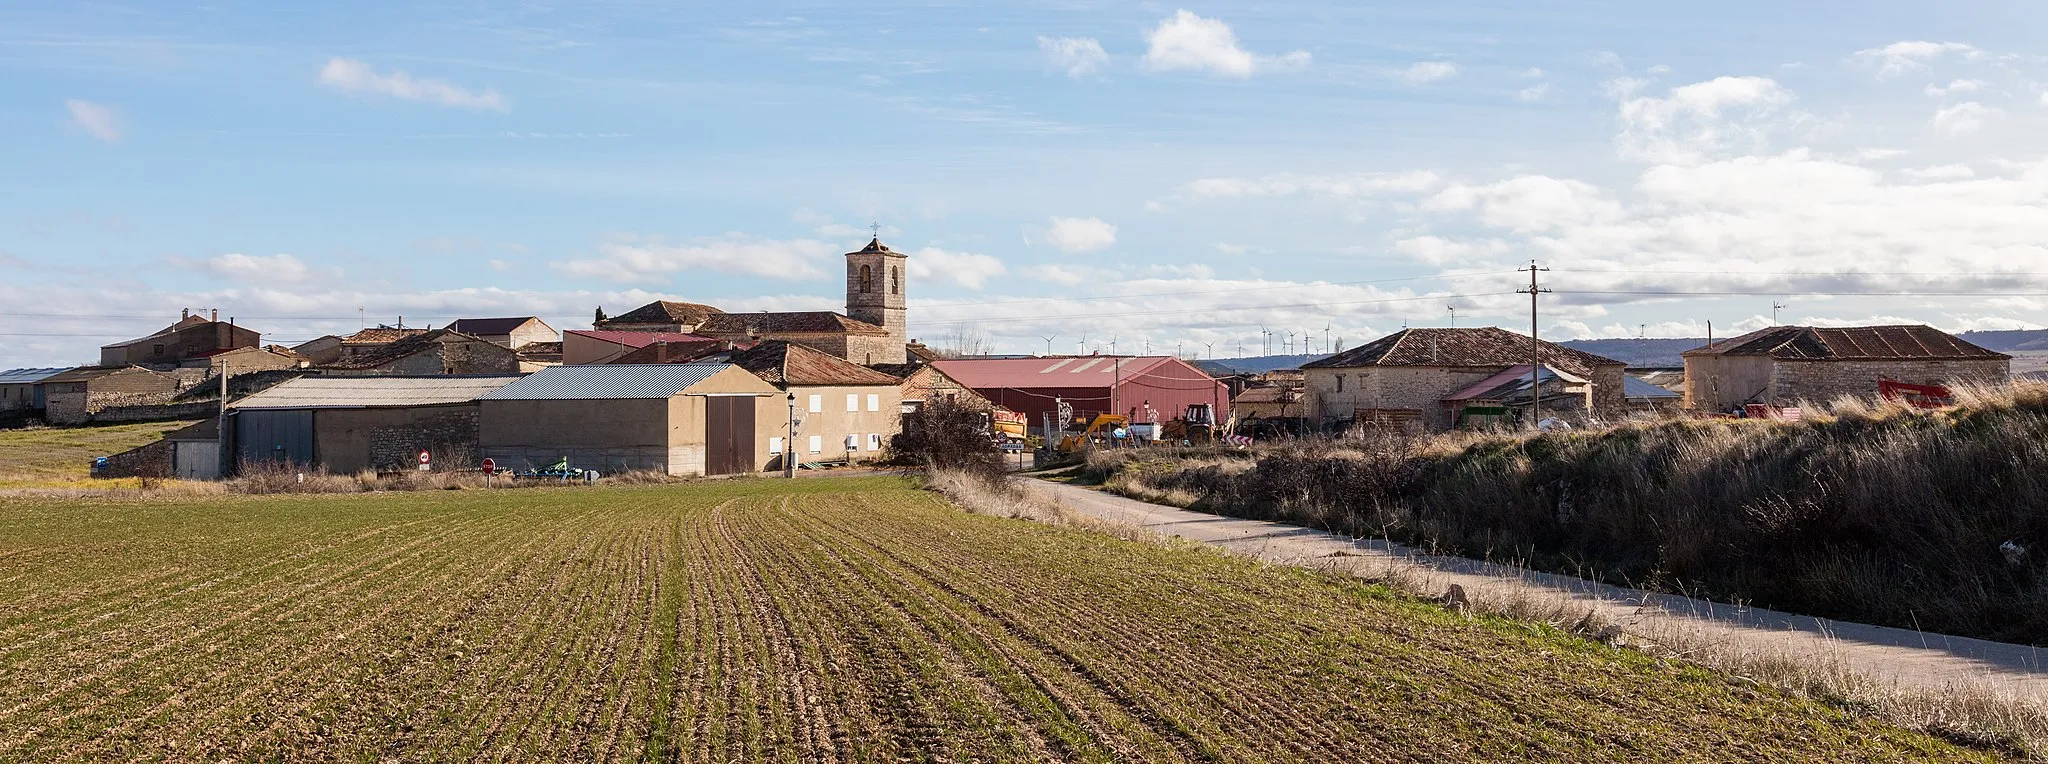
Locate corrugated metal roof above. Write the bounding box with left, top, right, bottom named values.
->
left=1443, top=365, right=1588, bottom=403
left=232, top=375, right=522, bottom=410
left=0, top=367, right=72, bottom=385
left=481, top=363, right=734, bottom=400
left=1624, top=376, right=1681, bottom=399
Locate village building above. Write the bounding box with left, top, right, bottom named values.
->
left=100, top=310, right=260, bottom=368
left=179, top=346, right=309, bottom=375
left=322, top=329, right=520, bottom=377
left=1301, top=327, right=1628, bottom=432
left=40, top=366, right=182, bottom=425
left=1682, top=324, right=2011, bottom=411
left=514, top=341, right=564, bottom=372
left=716, top=341, right=904, bottom=466
left=593, top=301, right=725, bottom=333
left=564, top=330, right=718, bottom=365
left=926, top=356, right=1230, bottom=438
left=228, top=375, right=522, bottom=475
left=593, top=237, right=913, bottom=366
left=446, top=317, right=559, bottom=349
left=478, top=364, right=783, bottom=477
left=898, top=364, right=998, bottom=411
left=292, top=327, right=427, bottom=366
left=0, top=367, right=68, bottom=415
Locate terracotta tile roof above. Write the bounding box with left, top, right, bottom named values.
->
left=327, top=329, right=506, bottom=370
left=906, top=342, right=941, bottom=362
left=696, top=311, right=890, bottom=337
left=341, top=327, right=427, bottom=345
left=607, top=338, right=731, bottom=364
left=867, top=362, right=923, bottom=379
left=1683, top=325, right=2009, bottom=361
left=263, top=345, right=308, bottom=361
left=448, top=317, right=545, bottom=336
left=514, top=341, right=563, bottom=361
left=566, top=330, right=714, bottom=350
left=725, top=342, right=902, bottom=387
left=43, top=366, right=169, bottom=384
left=601, top=300, right=725, bottom=326
left=1305, top=328, right=1623, bottom=375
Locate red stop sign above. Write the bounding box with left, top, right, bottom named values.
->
left=481, top=458, right=496, bottom=475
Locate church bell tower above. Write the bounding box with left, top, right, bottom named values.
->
left=845, top=235, right=908, bottom=360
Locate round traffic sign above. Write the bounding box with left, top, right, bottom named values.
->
left=480, top=458, right=497, bottom=475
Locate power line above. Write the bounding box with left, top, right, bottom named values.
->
left=913, top=291, right=1523, bottom=327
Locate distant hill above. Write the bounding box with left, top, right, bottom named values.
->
left=1560, top=339, right=1705, bottom=368
left=1199, top=354, right=1330, bottom=375
left=1958, top=330, right=2048, bottom=352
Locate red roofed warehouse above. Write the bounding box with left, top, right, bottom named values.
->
left=927, top=356, right=1229, bottom=436
left=1682, top=324, right=2010, bottom=411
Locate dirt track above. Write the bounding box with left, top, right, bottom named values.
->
left=1024, top=479, right=2048, bottom=705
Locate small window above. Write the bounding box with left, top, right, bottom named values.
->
left=1335, top=374, right=1345, bottom=393
left=866, top=394, right=880, bottom=412
left=866, top=433, right=881, bottom=451
left=891, top=266, right=900, bottom=295
left=807, top=394, right=822, bottom=413
left=807, top=435, right=822, bottom=454
left=846, top=394, right=859, bottom=412
left=859, top=264, right=873, bottom=293
left=769, top=437, right=784, bottom=454
left=152, top=344, right=166, bottom=356
left=844, top=434, right=858, bottom=451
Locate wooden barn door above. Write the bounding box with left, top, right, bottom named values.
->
left=703, top=396, right=756, bottom=476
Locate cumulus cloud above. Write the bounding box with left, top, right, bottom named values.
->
left=1853, top=41, right=1982, bottom=77
left=1923, top=79, right=1985, bottom=97
left=65, top=100, right=122, bottom=144
left=1615, top=76, right=1796, bottom=163
left=905, top=247, right=1007, bottom=289
left=1516, top=83, right=1550, bottom=102
left=1038, top=36, right=1109, bottom=78
left=318, top=57, right=508, bottom=112
left=171, top=253, right=336, bottom=285
left=1044, top=217, right=1117, bottom=253
left=1174, top=170, right=1443, bottom=201
left=1401, top=61, right=1458, bottom=84
left=1140, top=10, right=1309, bottom=78
left=1932, top=101, right=1999, bottom=136
left=553, top=234, right=834, bottom=282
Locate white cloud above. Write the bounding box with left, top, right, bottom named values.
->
left=172, top=253, right=334, bottom=285
left=1140, top=9, right=1309, bottom=78
left=1401, top=61, right=1458, bottom=84
left=553, top=234, right=834, bottom=282
left=65, top=100, right=121, bottom=144
left=1521, top=67, right=1545, bottom=78
left=1038, top=36, right=1109, bottom=78
left=1615, top=76, right=1796, bottom=164
left=1392, top=236, right=1511, bottom=265
left=1897, top=164, right=1976, bottom=181
left=1602, top=76, right=1649, bottom=99
left=1421, top=176, right=1624, bottom=233
left=1932, top=101, right=1999, bottom=136
left=1176, top=170, right=1443, bottom=201
left=905, top=247, right=1007, bottom=289
left=1516, top=83, right=1550, bottom=102
left=1853, top=41, right=1982, bottom=77
left=1044, top=217, right=1117, bottom=253
left=318, top=57, right=508, bottom=112
left=1923, top=79, right=1985, bottom=97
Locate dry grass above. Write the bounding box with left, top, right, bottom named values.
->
left=0, top=420, right=201, bottom=487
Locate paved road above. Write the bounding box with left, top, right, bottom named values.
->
left=1023, top=479, right=2048, bottom=703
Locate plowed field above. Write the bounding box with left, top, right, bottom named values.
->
left=0, top=477, right=2000, bottom=761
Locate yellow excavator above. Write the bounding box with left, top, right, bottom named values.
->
left=1057, top=413, right=1130, bottom=453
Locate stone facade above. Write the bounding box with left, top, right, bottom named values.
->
left=365, top=407, right=482, bottom=473
left=327, top=334, right=520, bottom=376
left=844, top=239, right=908, bottom=363
left=1306, top=364, right=1628, bottom=432
left=100, top=317, right=261, bottom=368
left=1769, top=358, right=2010, bottom=406
left=42, top=368, right=181, bottom=425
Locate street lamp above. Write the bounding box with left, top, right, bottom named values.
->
left=784, top=392, right=797, bottom=478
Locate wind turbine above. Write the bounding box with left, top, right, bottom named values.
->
left=1323, top=322, right=1332, bottom=355
left=1203, top=341, right=1215, bottom=359
left=1039, top=334, right=1057, bottom=356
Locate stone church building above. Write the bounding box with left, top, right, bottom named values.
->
left=593, top=237, right=912, bottom=366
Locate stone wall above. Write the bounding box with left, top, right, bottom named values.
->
left=366, top=408, right=481, bottom=472
left=1769, top=358, right=2012, bottom=406
left=844, top=334, right=905, bottom=366
left=98, top=439, right=172, bottom=479
left=1306, top=364, right=1631, bottom=431
left=94, top=401, right=219, bottom=424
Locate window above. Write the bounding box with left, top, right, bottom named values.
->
left=807, top=394, right=822, bottom=413
left=152, top=344, right=165, bottom=356
left=769, top=437, right=784, bottom=454
left=1335, top=374, right=1345, bottom=393
left=844, top=434, right=858, bottom=451
left=846, top=394, right=859, bottom=412
left=891, top=266, right=900, bottom=295
left=807, top=435, right=822, bottom=454
left=866, top=433, right=881, bottom=451
left=866, top=394, right=880, bottom=412
left=859, top=264, right=873, bottom=293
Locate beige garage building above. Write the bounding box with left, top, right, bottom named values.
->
left=229, top=375, right=522, bottom=475
left=478, top=364, right=782, bottom=476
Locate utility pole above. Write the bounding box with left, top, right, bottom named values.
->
left=1519, top=260, right=1551, bottom=430
left=217, top=359, right=229, bottom=475
left=784, top=392, right=797, bottom=478
left=1111, top=356, right=1121, bottom=420
left=1447, top=305, right=1457, bottom=327
left=1772, top=301, right=1786, bottom=325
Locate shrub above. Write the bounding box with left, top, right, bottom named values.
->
left=889, top=398, right=1006, bottom=484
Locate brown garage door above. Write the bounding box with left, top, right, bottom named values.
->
left=704, top=396, right=757, bottom=476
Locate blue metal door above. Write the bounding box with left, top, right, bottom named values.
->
left=236, top=410, right=315, bottom=467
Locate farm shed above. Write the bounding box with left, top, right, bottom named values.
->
left=927, top=356, right=1229, bottom=438
left=1301, top=328, right=1627, bottom=433
left=228, top=375, right=520, bottom=475
left=41, top=366, right=182, bottom=425
left=1683, top=325, right=2011, bottom=412
left=478, top=364, right=782, bottom=477
left=0, top=367, right=68, bottom=414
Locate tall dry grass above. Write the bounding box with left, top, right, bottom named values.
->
left=1089, top=383, right=2048, bottom=646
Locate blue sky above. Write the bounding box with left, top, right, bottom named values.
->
left=7, top=1, right=2048, bottom=364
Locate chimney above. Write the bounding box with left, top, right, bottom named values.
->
left=210, top=309, right=218, bottom=322
left=656, top=341, right=668, bottom=363
left=182, top=308, right=190, bottom=320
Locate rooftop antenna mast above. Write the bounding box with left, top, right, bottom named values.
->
left=1447, top=305, right=1457, bottom=327
left=1772, top=300, right=1787, bottom=326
